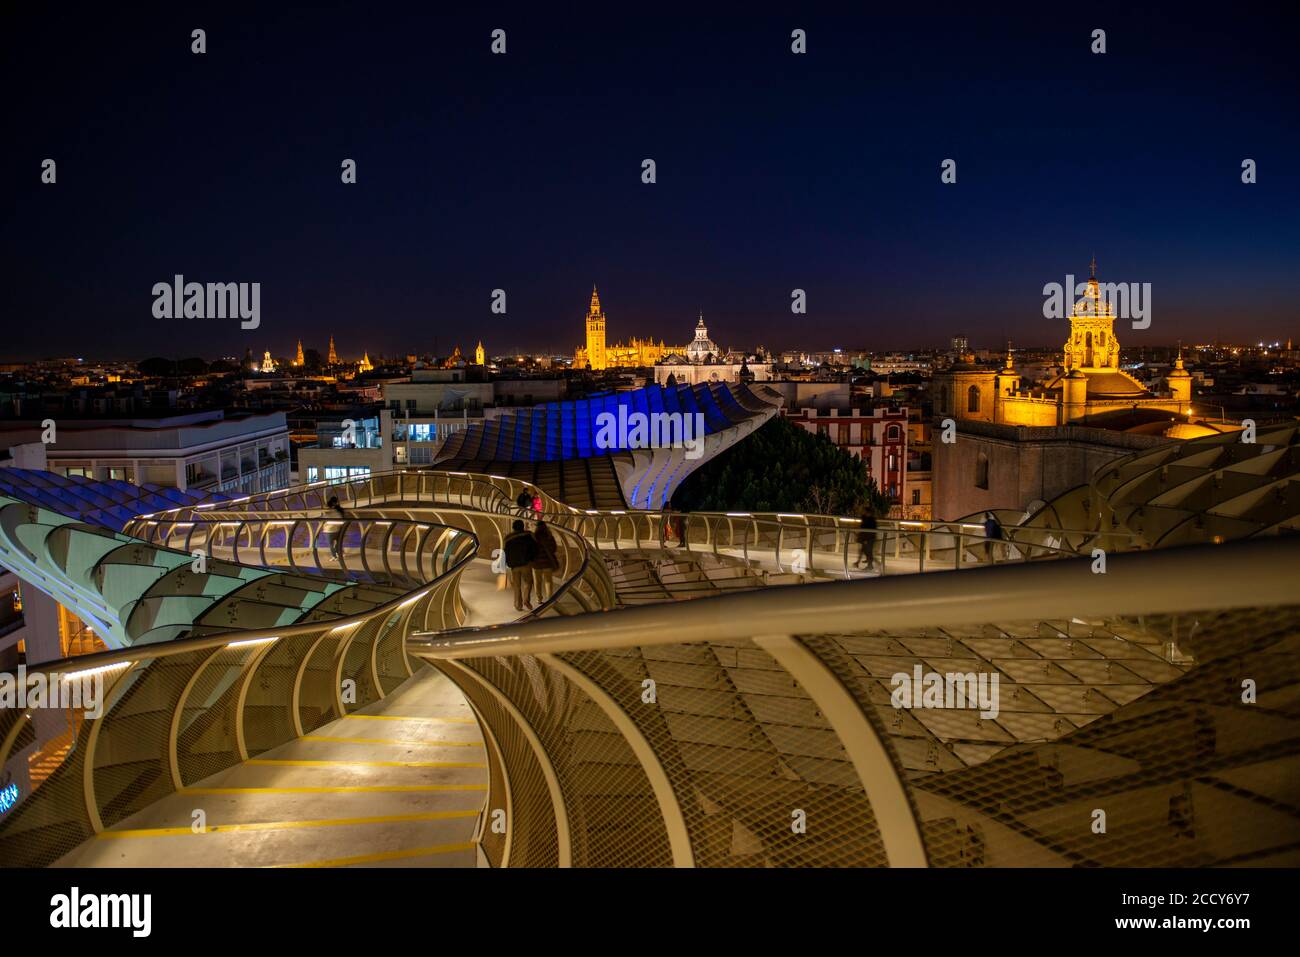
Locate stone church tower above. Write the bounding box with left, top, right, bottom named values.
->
left=584, top=284, right=607, bottom=370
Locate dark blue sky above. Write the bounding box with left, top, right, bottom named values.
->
left=4, top=5, right=1297, bottom=361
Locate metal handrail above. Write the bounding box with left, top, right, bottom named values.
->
left=415, top=470, right=1145, bottom=545
left=234, top=502, right=1098, bottom=582
left=6, top=525, right=483, bottom=679
left=409, top=536, right=1300, bottom=659
left=124, top=507, right=617, bottom=632
left=142, top=469, right=516, bottom=523
left=124, top=514, right=480, bottom=588
left=147, top=469, right=1142, bottom=575
left=525, top=509, right=1108, bottom=579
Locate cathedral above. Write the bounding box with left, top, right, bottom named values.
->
left=573, top=285, right=683, bottom=370
left=930, top=263, right=1215, bottom=521
left=933, top=263, right=1193, bottom=431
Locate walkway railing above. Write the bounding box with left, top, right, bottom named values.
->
left=409, top=537, right=1300, bottom=867
left=124, top=515, right=478, bottom=589
left=132, top=506, right=616, bottom=620
left=537, top=509, right=1143, bottom=579
left=146, top=469, right=1138, bottom=584
left=0, top=492, right=621, bottom=864
left=369, top=470, right=1141, bottom=576
left=0, top=529, right=480, bottom=867
left=155, top=470, right=517, bottom=520
left=6, top=462, right=1296, bottom=869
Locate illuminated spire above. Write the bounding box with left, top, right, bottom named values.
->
left=585, top=285, right=607, bottom=370
left=327, top=336, right=339, bottom=365
left=1072, top=259, right=1113, bottom=320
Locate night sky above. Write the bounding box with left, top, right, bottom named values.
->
left=4, top=5, right=1297, bottom=361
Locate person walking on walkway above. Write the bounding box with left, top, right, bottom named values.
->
left=504, top=519, right=538, bottom=611
left=661, top=505, right=678, bottom=547
left=530, top=520, right=560, bottom=603
left=854, top=509, right=878, bottom=570
left=983, top=511, right=1004, bottom=563
left=326, top=496, right=347, bottom=562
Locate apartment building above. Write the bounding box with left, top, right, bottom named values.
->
left=2, top=410, right=290, bottom=495
left=787, top=406, right=911, bottom=508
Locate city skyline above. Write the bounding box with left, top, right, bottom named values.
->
left=4, top=9, right=1297, bottom=360
left=5, top=275, right=1290, bottom=367
left=3, top=5, right=1300, bottom=896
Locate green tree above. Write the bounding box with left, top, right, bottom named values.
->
left=136, top=356, right=175, bottom=376
left=671, top=416, right=889, bottom=517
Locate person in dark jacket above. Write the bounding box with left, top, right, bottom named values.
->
left=503, top=519, right=538, bottom=610
left=530, top=521, right=560, bottom=602
left=854, top=509, right=878, bottom=570
left=983, top=511, right=1004, bottom=563
left=326, top=496, right=347, bottom=561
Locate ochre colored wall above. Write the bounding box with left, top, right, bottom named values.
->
left=997, top=396, right=1059, bottom=427
left=932, top=422, right=1172, bottom=520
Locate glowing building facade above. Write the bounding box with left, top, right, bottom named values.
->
left=933, top=264, right=1194, bottom=430
left=574, top=285, right=683, bottom=370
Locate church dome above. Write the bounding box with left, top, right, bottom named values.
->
left=1082, top=370, right=1148, bottom=397
left=685, top=314, right=718, bottom=362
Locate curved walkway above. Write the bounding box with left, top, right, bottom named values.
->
left=54, top=559, right=522, bottom=868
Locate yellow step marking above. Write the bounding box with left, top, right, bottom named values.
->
left=342, top=714, right=476, bottom=724
left=181, top=785, right=486, bottom=795
left=271, top=842, right=476, bottom=868
left=99, top=810, right=479, bottom=839
left=301, top=735, right=482, bottom=748
left=247, top=758, right=485, bottom=769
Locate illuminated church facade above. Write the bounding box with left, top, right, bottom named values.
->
left=933, top=265, right=1193, bottom=430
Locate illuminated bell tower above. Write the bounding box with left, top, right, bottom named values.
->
left=294, top=340, right=305, bottom=366
left=475, top=340, right=485, bottom=366
left=1062, top=258, right=1120, bottom=373
left=996, top=342, right=1019, bottom=394
left=1167, top=343, right=1192, bottom=412
left=585, top=284, right=607, bottom=370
